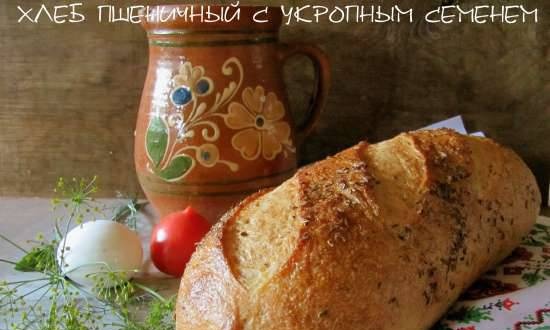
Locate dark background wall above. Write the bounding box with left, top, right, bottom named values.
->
left=0, top=0, right=548, bottom=203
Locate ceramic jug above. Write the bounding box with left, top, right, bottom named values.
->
left=135, top=5, right=330, bottom=223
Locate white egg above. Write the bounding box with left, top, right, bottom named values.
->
left=57, top=220, right=143, bottom=288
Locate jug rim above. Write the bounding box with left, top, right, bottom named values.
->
left=141, top=4, right=283, bottom=34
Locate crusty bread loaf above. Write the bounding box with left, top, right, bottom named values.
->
left=176, top=129, right=541, bottom=330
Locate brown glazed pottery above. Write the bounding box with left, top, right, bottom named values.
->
left=135, top=5, right=330, bottom=223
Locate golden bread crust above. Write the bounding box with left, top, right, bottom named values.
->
left=176, top=129, right=541, bottom=330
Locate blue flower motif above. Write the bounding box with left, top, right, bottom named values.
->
left=196, top=79, right=211, bottom=95
left=171, top=86, right=192, bottom=106
left=170, top=62, right=214, bottom=108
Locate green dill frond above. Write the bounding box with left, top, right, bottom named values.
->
left=142, top=296, right=176, bottom=330
left=14, top=243, right=57, bottom=274
left=110, top=199, right=147, bottom=231
left=1, top=177, right=176, bottom=330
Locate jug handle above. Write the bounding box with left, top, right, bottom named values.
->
left=278, top=43, right=331, bottom=146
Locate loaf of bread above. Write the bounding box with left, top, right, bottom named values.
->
left=176, top=129, right=541, bottom=330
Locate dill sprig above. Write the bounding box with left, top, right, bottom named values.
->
left=110, top=197, right=147, bottom=231
left=0, top=177, right=175, bottom=330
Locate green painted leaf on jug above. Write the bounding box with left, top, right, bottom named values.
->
left=158, top=155, right=194, bottom=182
left=146, top=117, right=169, bottom=168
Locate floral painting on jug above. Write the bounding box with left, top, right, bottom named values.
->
left=144, top=57, right=296, bottom=183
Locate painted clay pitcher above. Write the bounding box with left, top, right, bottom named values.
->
left=135, top=5, right=330, bottom=223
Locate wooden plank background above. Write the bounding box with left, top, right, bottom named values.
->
left=0, top=0, right=548, bottom=202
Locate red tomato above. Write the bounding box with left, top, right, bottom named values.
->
left=150, top=207, right=212, bottom=277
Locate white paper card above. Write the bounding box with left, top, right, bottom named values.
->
left=422, top=115, right=468, bottom=134
left=422, top=115, right=485, bottom=137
